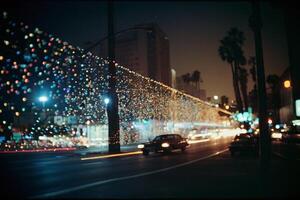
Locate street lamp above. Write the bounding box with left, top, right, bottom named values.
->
left=38, top=95, right=48, bottom=108
left=283, top=80, right=291, bottom=88
left=104, top=98, right=110, bottom=105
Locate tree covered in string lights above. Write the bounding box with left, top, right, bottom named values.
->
left=0, top=11, right=231, bottom=142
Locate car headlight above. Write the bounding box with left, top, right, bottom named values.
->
left=161, top=142, right=170, bottom=148
left=137, top=144, right=144, bottom=149
left=271, top=133, right=282, bottom=139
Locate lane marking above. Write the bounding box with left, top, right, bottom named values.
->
left=31, top=149, right=228, bottom=198
left=82, top=161, right=104, bottom=166
left=272, top=151, right=287, bottom=160
left=273, top=151, right=300, bottom=161
left=0, top=147, right=76, bottom=154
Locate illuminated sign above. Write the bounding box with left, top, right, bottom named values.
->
left=292, top=120, right=300, bottom=126
left=12, top=132, right=22, bottom=142
left=296, top=99, right=300, bottom=117
left=234, top=111, right=253, bottom=122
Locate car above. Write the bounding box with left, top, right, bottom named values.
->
left=229, top=133, right=259, bottom=156
left=138, top=134, right=189, bottom=156
left=282, top=125, right=300, bottom=144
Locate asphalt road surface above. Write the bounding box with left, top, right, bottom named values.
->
left=2, top=136, right=300, bottom=199
left=1, top=137, right=233, bottom=199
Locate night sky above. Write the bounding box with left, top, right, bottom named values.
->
left=3, top=0, right=289, bottom=101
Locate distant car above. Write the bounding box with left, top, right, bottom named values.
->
left=229, top=133, right=259, bottom=156
left=189, top=133, right=211, bottom=140
left=271, top=132, right=283, bottom=141
left=138, top=134, right=189, bottom=156
left=282, top=125, right=300, bottom=144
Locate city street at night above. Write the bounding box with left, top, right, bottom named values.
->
left=1, top=1, right=300, bottom=199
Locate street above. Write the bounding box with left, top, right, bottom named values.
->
left=2, top=137, right=231, bottom=198
left=1, top=1, right=300, bottom=199
left=1, top=137, right=300, bottom=199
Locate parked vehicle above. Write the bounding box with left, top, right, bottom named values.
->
left=282, top=124, right=300, bottom=144
left=229, top=133, right=259, bottom=156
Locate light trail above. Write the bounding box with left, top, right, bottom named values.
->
left=0, top=147, right=76, bottom=154
left=187, top=139, right=210, bottom=144
left=81, top=151, right=143, bottom=160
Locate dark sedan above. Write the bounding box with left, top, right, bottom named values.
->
left=229, top=133, right=259, bottom=156
left=138, top=134, right=189, bottom=156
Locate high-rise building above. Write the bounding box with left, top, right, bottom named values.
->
left=171, top=68, right=176, bottom=88
left=221, top=95, right=229, bottom=106
left=98, top=23, right=171, bottom=86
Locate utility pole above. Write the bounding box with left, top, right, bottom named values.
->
left=107, top=1, right=120, bottom=153
left=249, top=1, right=271, bottom=172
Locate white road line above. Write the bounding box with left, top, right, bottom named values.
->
left=272, top=151, right=287, bottom=159
left=31, top=149, right=228, bottom=198
left=273, top=151, right=300, bottom=161
left=82, top=161, right=104, bottom=166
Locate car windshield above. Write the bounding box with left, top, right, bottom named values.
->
left=154, top=135, right=175, bottom=141
left=234, top=134, right=251, bottom=141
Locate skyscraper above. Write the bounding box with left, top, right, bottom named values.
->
left=98, top=23, right=171, bottom=86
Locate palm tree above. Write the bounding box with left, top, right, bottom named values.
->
left=181, top=73, right=191, bottom=85
left=218, top=27, right=246, bottom=112
left=248, top=56, right=258, bottom=113
left=266, top=74, right=281, bottom=124
left=248, top=56, right=256, bottom=82
left=239, top=67, right=249, bottom=110
left=191, top=70, right=202, bottom=89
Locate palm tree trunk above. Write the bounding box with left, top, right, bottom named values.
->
left=241, top=82, right=248, bottom=110
left=232, top=62, right=243, bottom=112
left=239, top=67, right=249, bottom=110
